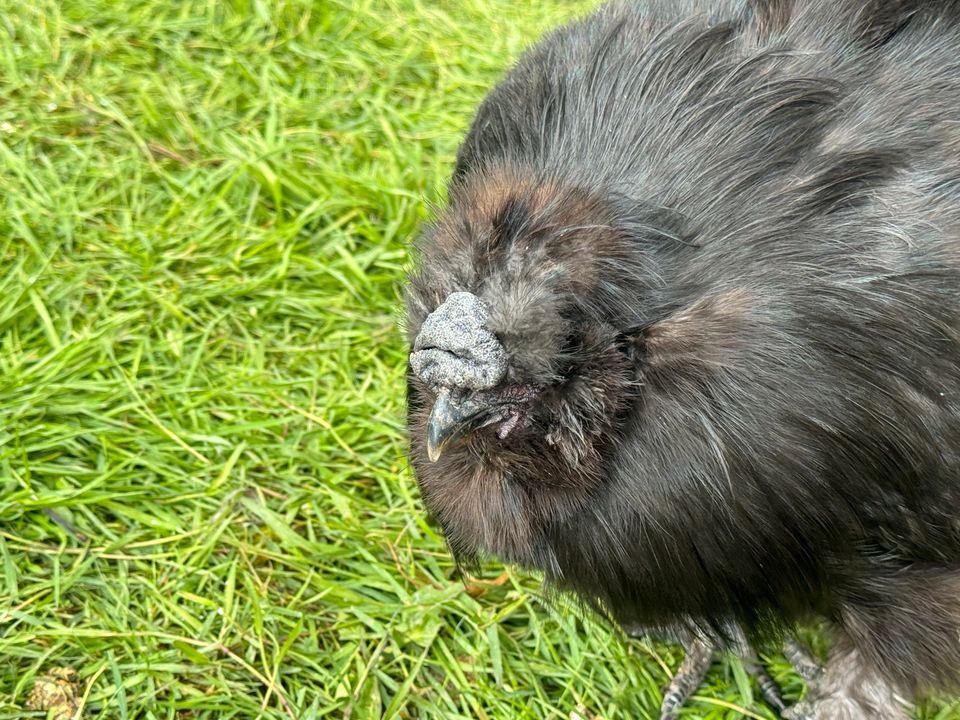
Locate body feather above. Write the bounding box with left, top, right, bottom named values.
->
left=406, top=0, right=960, bottom=697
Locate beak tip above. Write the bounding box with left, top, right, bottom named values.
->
left=425, top=387, right=459, bottom=462
left=427, top=426, right=446, bottom=462
left=424, top=386, right=500, bottom=462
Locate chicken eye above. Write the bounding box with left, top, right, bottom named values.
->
left=560, top=332, right=582, bottom=354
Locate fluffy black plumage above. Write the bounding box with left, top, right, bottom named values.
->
left=404, top=1, right=960, bottom=716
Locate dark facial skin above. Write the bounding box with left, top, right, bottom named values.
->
left=404, top=0, right=960, bottom=715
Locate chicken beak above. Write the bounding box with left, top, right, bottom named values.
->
left=426, top=387, right=488, bottom=462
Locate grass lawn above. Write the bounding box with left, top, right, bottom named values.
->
left=1, top=1, right=958, bottom=718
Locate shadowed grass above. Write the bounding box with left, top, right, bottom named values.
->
left=0, top=1, right=958, bottom=719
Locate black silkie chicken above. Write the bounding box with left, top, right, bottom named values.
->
left=403, top=1, right=960, bottom=718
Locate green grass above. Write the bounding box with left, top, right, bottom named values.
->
left=0, top=1, right=958, bottom=718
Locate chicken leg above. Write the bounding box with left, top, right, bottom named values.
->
left=782, top=639, right=910, bottom=720
left=658, top=637, right=713, bottom=720
left=628, top=628, right=823, bottom=719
